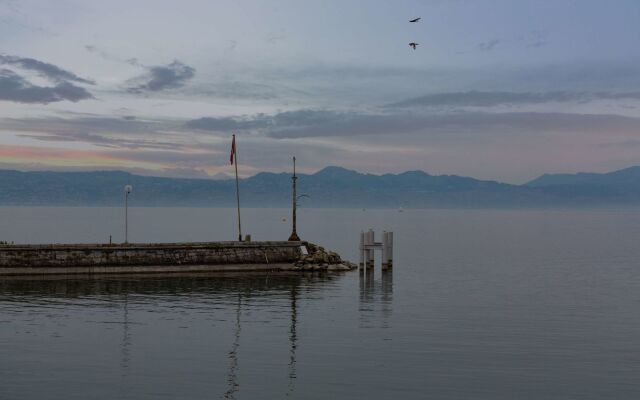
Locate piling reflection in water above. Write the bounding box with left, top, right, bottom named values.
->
left=359, top=265, right=393, bottom=328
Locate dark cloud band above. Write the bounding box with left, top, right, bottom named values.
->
left=0, top=54, right=94, bottom=84
left=127, top=60, right=195, bottom=93
left=0, top=69, right=93, bottom=104
left=186, top=109, right=640, bottom=139
left=387, top=91, right=640, bottom=108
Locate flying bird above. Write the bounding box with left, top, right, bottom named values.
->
left=409, top=42, right=419, bottom=50
left=409, top=17, right=421, bottom=23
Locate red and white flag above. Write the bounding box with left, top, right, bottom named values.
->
left=230, top=134, right=236, bottom=165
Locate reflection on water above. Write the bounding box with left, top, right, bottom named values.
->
left=359, top=267, right=393, bottom=329
left=0, top=272, right=353, bottom=400
left=286, top=284, right=298, bottom=398
left=119, top=292, right=131, bottom=399
left=121, top=292, right=131, bottom=373
left=4, top=208, right=640, bottom=399
left=224, top=293, right=241, bottom=400
left=0, top=272, right=346, bottom=298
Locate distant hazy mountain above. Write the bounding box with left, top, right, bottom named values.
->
left=527, top=166, right=640, bottom=187
left=525, top=166, right=640, bottom=202
left=1, top=166, right=640, bottom=207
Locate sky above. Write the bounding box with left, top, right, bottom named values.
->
left=1, top=0, right=640, bottom=183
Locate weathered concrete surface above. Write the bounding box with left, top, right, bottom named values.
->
left=0, top=241, right=300, bottom=275
left=0, top=241, right=356, bottom=275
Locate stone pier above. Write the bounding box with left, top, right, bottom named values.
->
left=0, top=241, right=356, bottom=275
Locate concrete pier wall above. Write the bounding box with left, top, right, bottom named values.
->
left=0, top=241, right=303, bottom=275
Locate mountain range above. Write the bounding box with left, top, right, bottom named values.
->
left=2, top=166, right=640, bottom=207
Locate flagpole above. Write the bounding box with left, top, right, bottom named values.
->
left=233, top=134, right=242, bottom=241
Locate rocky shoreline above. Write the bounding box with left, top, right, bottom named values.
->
left=293, top=242, right=358, bottom=271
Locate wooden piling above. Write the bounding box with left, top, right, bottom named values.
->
left=366, top=229, right=375, bottom=268
left=386, top=231, right=393, bottom=268
left=357, top=230, right=394, bottom=271
left=359, top=231, right=365, bottom=269
left=381, top=231, right=387, bottom=269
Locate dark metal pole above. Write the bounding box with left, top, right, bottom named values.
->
left=288, top=156, right=300, bottom=241
left=233, top=134, right=242, bottom=241
left=124, top=185, right=132, bottom=244
left=125, top=191, right=128, bottom=244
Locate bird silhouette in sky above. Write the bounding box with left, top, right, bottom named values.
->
left=409, top=42, right=418, bottom=50
left=409, top=17, right=421, bottom=23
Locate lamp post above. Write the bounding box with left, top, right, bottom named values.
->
left=124, top=185, right=132, bottom=244
left=288, top=157, right=300, bottom=241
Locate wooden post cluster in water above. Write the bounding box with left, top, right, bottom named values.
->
left=359, top=229, right=393, bottom=270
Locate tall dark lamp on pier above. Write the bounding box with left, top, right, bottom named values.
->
left=288, top=157, right=301, bottom=241
left=124, top=184, right=132, bottom=244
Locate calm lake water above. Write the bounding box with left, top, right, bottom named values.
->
left=1, top=207, right=640, bottom=399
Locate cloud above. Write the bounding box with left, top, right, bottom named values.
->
left=387, top=91, right=640, bottom=108
left=0, top=144, right=217, bottom=175
left=0, top=115, right=183, bottom=149
left=127, top=60, right=195, bottom=93
left=267, top=62, right=640, bottom=95
left=84, top=45, right=116, bottom=62
left=1, top=114, right=175, bottom=134
left=225, top=40, right=237, bottom=52
left=264, top=110, right=423, bottom=138
left=598, top=139, right=640, bottom=148
left=0, top=68, right=93, bottom=104
left=7, top=108, right=640, bottom=182
left=18, top=132, right=183, bottom=150
left=187, top=109, right=640, bottom=139
left=0, top=54, right=95, bottom=104
left=524, top=30, right=549, bottom=48
left=266, top=111, right=640, bottom=139
left=478, top=39, right=500, bottom=52
left=188, top=110, right=394, bottom=136
left=186, top=115, right=270, bottom=131
left=84, top=45, right=141, bottom=67
left=266, top=31, right=286, bottom=44
left=527, top=38, right=548, bottom=48
left=0, top=54, right=94, bottom=84
left=186, top=81, right=288, bottom=100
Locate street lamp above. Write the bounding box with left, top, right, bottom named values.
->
left=288, top=157, right=299, bottom=241
left=124, top=185, right=132, bottom=243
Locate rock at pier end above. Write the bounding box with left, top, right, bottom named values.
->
left=294, top=242, right=357, bottom=271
